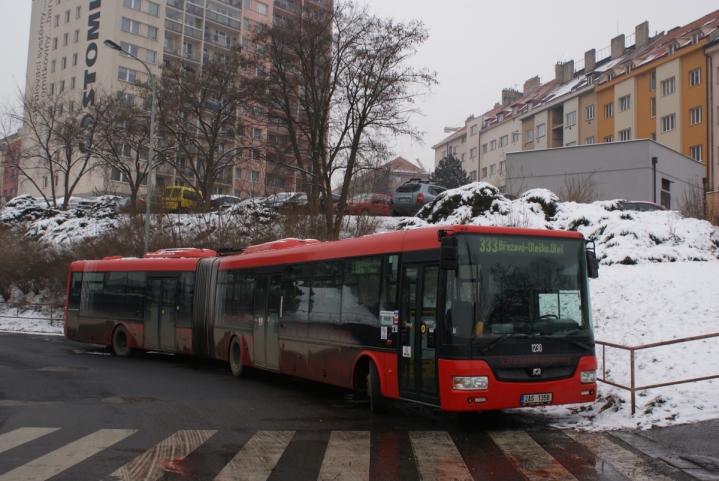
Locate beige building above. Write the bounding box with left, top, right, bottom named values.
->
left=21, top=0, right=322, bottom=200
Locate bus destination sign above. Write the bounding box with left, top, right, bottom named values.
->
left=477, top=237, right=566, bottom=255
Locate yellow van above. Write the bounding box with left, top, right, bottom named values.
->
left=162, top=186, right=202, bottom=212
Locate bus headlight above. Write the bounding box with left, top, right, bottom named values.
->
left=453, top=376, right=488, bottom=390
left=580, top=370, right=597, bottom=383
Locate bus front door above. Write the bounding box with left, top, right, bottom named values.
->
left=399, top=264, right=440, bottom=405
left=144, top=277, right=178, bottom=351
left=253, top=274, right=282, bottom=370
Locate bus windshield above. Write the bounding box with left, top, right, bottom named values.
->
left=443, top=234, right=592, bottom=345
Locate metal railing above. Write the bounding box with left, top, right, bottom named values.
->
left=0, top=302, right=64, bottom=328
left=596, top=332, right=719, bottom=414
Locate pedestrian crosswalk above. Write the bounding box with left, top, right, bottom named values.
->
left=0, top=426, right=681, bottom=481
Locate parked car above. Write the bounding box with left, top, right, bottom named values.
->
left=34, top=196, right=82, bottom=209
left=162, top=186, right=202, bottom=212
left=345, top=193, right=391, bottom=216
left=618, top=201, right=667, bottom=212
left=267, top=192, right=302, bottom=211
left=390, top=179, right=446, bottom=216
left=210, top=195, right=242, bottom=211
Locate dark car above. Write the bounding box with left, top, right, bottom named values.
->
left=267, top=192, right=304, bottom=211
left=210, top=195, right=242, bottom=211
left=390, top=179, right=446, bottom=216
left=345, top=193, right=391, bottom=216
left=618, top=201, right=667, bottom=212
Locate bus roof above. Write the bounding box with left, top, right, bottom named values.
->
left=70, top=257, right=202, bottom=273
left=219, top=225, right=584, bottom=270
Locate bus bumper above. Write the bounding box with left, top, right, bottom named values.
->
left=437, top=356, right=597, bottom=412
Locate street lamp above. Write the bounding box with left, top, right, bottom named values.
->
left=104, top=39, right=156, bottom=254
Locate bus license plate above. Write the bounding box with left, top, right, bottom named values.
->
left=521, top=393, right=552, bottom=405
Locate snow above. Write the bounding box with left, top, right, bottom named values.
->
left=2, top=188, right=719, bottom=431
left=542, top=76, right=586, bottom=103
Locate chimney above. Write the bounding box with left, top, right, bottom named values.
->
left=611, top=34, right=625, bottom=59
left=523, top=76, right=541, bottom=95
left=501, top=88, right=522, bottom=107
left=635, top=21, right=649, bottom=48
left=555, top=60, right=574, bottom=83
left=584, top=49, right=596, bottom=72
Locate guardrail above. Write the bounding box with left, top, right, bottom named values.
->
left=0, top=302, right=64, bottom=328
left=596, top=332, right=719, bottom=414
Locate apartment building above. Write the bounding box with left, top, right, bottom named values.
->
left=433, top=9, right=719, bottom=194
left=21, top=0, right=327, bottom=200
left=431, top=126, right=467, bottom=177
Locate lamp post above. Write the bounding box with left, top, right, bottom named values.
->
left=104, top=39, right=156, bottom=254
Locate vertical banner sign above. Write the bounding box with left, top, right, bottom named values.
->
left=79, top=0, right=102, bottom=153
left=34, top=0, right=53, bottom=104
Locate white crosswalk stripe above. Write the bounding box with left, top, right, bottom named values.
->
left=566, top=431, right=677, bottom=481
left=0, top=428, right=59, bottom=455
left=409, top=431, right=473, bottom=481
left=488, top=430, right=577, bottom=481
left=214, top=431, right=294, bottom=481
left=104, top=429, right=216, bottom=481
left=318, top=431, right=371, bottom=481
left=0, top=429, right=136, bottom=481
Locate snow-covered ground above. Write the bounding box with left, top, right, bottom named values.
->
left=2, top=185, right=719, bottom=431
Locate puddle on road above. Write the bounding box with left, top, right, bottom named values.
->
left=73, top=348, right=111, bottom=356
left=38, top=365, right=89, bottom=372
left=0, top=400, right=62, bottom=406
left=102, top=396, right=162, bottom=404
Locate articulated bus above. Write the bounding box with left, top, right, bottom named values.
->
left=65, top=225, right=599, bottom=412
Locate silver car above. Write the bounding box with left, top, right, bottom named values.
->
left=390, top=179, right=446, bottom=216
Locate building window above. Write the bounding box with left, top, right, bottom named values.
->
left=59, top=80, right=65, bottom=93
left=585, top=105, right=595, bottom=121
left=619, top=95, right=631, bottom=112
left=148, top=1, right=159, bottom=16
left=619, top=128, right=631, bottom=141
left=51, top=60, right=56, bottom=73
left=604, top=135, right=613, bottom=143
left=650, top=132, right=656, bottom=140
left=63, top=33, right=68, bottom=46
left=251, top=128, right=262, bottom=139
left=250, top=170, right=260, bottom=183
left=490, top=164, right=496, bottom=175
left=649, top=71, right=656, bottom=91
left=497, top=113, right=503, bottom=122
left=604, top=103, right=613, bottom=118
left=689, top=68, right=701, bottom=87
left=499, top=161, right=506, bottom=172
left=585, top=136, right=595, bottom=145
left=690, top=107, right=701, bottom=125
left=470, top=171, right=477, bottom=182
left=566, top=111, right=576, bottom=127
left=650, top=97, right=656, bottom=118
left=461, top=153, right=466, bottom=162
left=111, top=167, right=130, bottom=183
left=536, top=123, right=546, bottom=138
left=526, top=129, right=533, bottom=143
left=690, top=145, right=702, bottom=161
left=661, top=77, right=675, bottom=96
left=74, top=30, right=79, bottom=43
left=499, top=135, right=508, bottom=147
left=52, top=37, right=58, bottom=50
left=257, top=2, right=268, bottom=14
left=123, top=0, right=142, bottom=10
left=668, top=43, right=676, bottom=55
left=481, top=144, right=487, bottom=154
left=660, top=178, right=671, bottom=209
left=691, top=32, right=700, bottom=44
left=481, top=167, right=487, bottom=178
left=147, top=26, right=158, bottom=40
left=470, top=124, right=478, bottom=136
left=146, top=50, right=156, bottom=64
left=453, top=146, right=458, bottom=155
left=118, top=66, right=138, bottom=83
left=76, top=6, right=81, bottom=18
left=470, top=147, right=478, bottom=158
left=70, top=77, right=76, bottom=89
left=661, top=113, right=676, bottom=132
left=121, top=18, right=141, bottom=35
left=65, top=10, right=70, bottom=22
left=490, top=140, right=496, bottom=151
left=234, top=167, right=242, bottom=180
left=512, top=131, right=519, bottom=142
left=566, top=141, right=576, bottom=147
left=54, top=14, right=59, bottom=27
left=120, top=42, right=139, bottom=58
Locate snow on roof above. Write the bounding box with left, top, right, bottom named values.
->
left=541, top=76, right=586, bottom=103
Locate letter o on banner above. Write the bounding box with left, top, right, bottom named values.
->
left=85, top=42, right=98, bottom=67
left=78, top=113, right=95, bottom=154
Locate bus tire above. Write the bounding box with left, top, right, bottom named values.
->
left=368, top=360, right=389, bottom=413
left=112, top=326, right=132, bottom=358
left=229, top=338, right=246, bottom=378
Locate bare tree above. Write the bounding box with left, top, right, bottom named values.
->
left=88, top=90, right=160, bottom=212
left=150, top=48, right=260, bottom=211
left=252, top=1, right=437, bottom=239
left=1, top=89, right=96, bottom=209
left=558, top=171, right=603, bottom=203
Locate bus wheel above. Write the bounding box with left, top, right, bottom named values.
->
left=368, top=360, right=389, bottom=413
left=112, top=326, right=132, bottom=358
left=229, top=338, right=246, bottom=378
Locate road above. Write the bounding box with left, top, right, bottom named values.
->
left=0, top=332, right=716, bottom=481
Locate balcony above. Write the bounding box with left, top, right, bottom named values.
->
left=165, top=19, right=183, bottom=33
left=214, top=0, right=242, bottom=7
left=185, top=2, right=205, bottom=17
left=165, top=46, right=201, bottom=63
left=274, top=0, right=299, bottom=14
left=205, top=10, right=241, bottom=30
left=167, top=0, right=184, bottom=9
left=184, top=25, right=204, bottom=40
left=204, top=32, right=236, bottom=49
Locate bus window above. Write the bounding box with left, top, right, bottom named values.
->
left=69, top=272, right=83, bottom=310
left=380, top=254, right=399, bottom=313
left=81, top=272, right=104, bottom=317
left=177, top=272, right=195, bottom=327
left=104, top=272, right=128, bottom=318
left=310, top=261, right=343, bottom=323
left=126, top=272, right=146, bottom=320
left=283, top=264, right=311, bottom=323
left=342, top=256, right=381, bottom=326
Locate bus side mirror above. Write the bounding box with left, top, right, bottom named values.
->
left=586, top=249, right=599, bottom=279
left=440, top=236, right=458, bottom=271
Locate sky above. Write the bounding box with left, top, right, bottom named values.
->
left=2, top=1, right=719, bottom=170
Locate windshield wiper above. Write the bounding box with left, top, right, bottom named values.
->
left=480, top=333, right=522, bottom=355
left=534, top=330, right=592, bottom=351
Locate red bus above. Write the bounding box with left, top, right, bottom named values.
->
left=65, top=225, right=599, bottom=412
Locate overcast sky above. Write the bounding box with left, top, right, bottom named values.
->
left=2, top=1, right=718, bottom=170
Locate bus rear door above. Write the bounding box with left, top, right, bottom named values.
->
left=145, top=277, right=178, bottom=351
left=253, top=274, right=282, bottom=370
left=399, top=263, right=440, bottom=405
